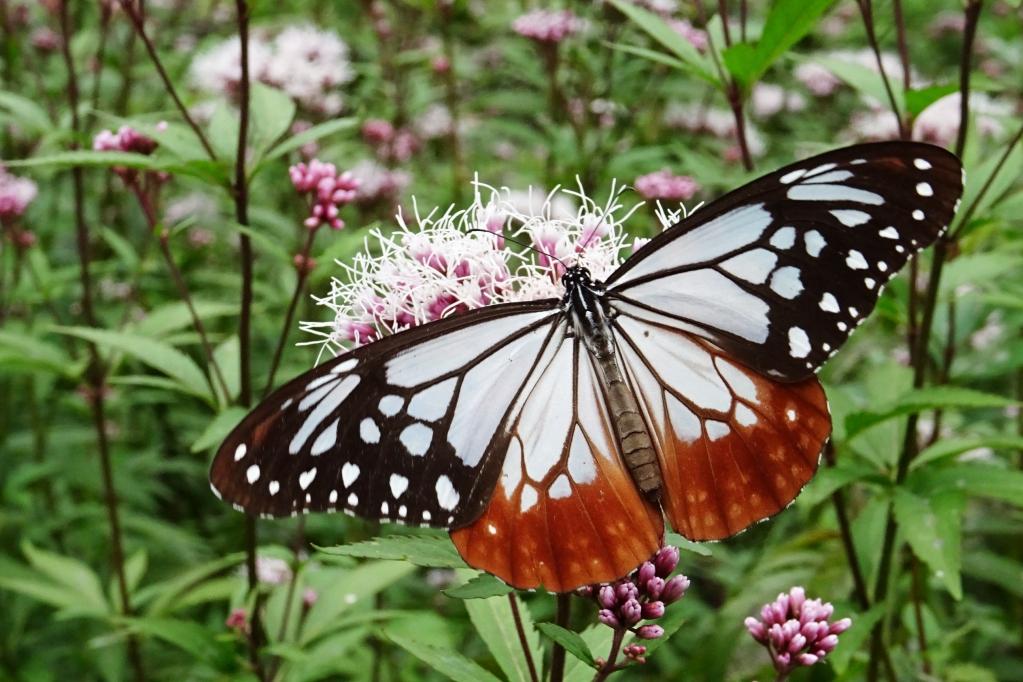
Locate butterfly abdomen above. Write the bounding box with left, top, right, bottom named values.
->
left=603, top=367, right=662, bottom=500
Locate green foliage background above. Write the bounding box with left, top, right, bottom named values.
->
left=1, top=1, right=1021, bottom=680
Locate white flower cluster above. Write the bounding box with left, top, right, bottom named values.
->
left=302, top=180, right=659, bottom=357
left=190, top=25, right=354, bottom=114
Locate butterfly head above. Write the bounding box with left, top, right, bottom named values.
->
left=561, top=265, right=595, bottom=291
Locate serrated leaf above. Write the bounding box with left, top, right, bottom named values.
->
left=55, top=326, right=214, bottom=402
left=536, top=623, right=597, bottom=669
left=317, top=534, right=468, bottom=569
left=893, top=488, right=963, bottom=599
left=191, top=407, right=246, bottom=453
left=385, top=630, right=503, bottom=682
left=444, top=572, right=513, bottom=600
left=723, top=0, right=836, bottom=86
left=264, top=117, right=357, bottom=163
left=607, top=0, right=719, bottom=85
left=845, top=386, right=1016, bottom=438
left=462, top=582, right=540, bottom=682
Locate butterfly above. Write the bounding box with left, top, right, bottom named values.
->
left=211, top=142, right=963, bottom=593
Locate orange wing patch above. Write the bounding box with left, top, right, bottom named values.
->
left=451, top=340, right=663, bottom=592
left=614, top=316, right=831, bottom=541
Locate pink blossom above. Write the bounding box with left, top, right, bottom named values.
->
left=350, top=160, right=411, bottom=207
left=302, top=588, right=319, bottom=607
left=362, top=119, right=395, bottom=145
left=92, top=126, right=157, bottom=155
left=794, top=62, right=842, bottom=97
left=744, top=587, right=851, bottom=675
left=512, top=9, right=585, bottom=43
left=634, top=170, right=700, bottom=202
left=666, top=19, right=708, bottom=52
left=0, top=167, right=38, bottom=220
left=913, top=92, right=1010, bottom=147
left=225, top=608, right=249, bottom=633
left=290, top=160, right=359, bottom=230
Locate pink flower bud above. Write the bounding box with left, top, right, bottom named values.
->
left=653, top=546, right=679, bottom=577
left=635, top=625, right=664, bottom=640
left=644, top=576, right=664, bottom=600
left=620, top=598, right=642, bottom=626
left=597, top=585, right=617, bottom=609
left=636, top=561, right=656, bottom=585
left=598, top=609, right=619, bottom=628
left=660, top=574, right=689, bottom=604
left=641, top=601, right=665, bottom=619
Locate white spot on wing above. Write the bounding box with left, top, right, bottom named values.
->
left=845, top=250, right=868, bottom=270
left=567, top=428, right=597, bottom=485
left=329, top=489, right=338, bottom=503
left=819, top=292, right=840, bottom=313
left=390, top=473, right=409, bottom=498
left=341, top=462, right=360, bottom=487
left=735, top=404, right=758, bottom=427
left=804, top=230, right=826, bottom=257
left=234, top=444, right=247, bottom=461
left=549, top=474, right=572, bottom=499
left=400, top=423, right=433, bottom=457
left=299, top=468, right=317, bottom=490
left=914, top=158, right=932, bottom=170
left=378, top=395, right=404, bottom=416
left=347, top=492, right=358, bottom=506
left=916, top=182, right=933, bottom=197
left=246, top=464, right=260, bottom=484
left=331, top=358, right=358, bottom=374
left=769, top=226, right=796, bottom=250
left=830, top=209, right=871, bottom=227
left=435, top=474, right=459, bottom=511
left=520, top=484, right=538, bottom=512
left=407, top=377, right=457, bottom=422
left=788, top=184, right=884, bottom=204
left=913, top=209, right=925, bottom=221
left=310, top=418, right=339, bottom=456
left=291, top=375, right=361, bottom=454
left=879, top=226, right=899, bottom=239
left=779, top=168, right=807, bottom=184
left=769, top=266, right=803, bottom=299
left=360, top=417, right=380, bottom=444
left=788, top=327, right=811, bottom=358
left=706, top=420, right=730, bottom=441
left=269, top=480, right=280, bottom=496
left=721, top=248, right=778, bottom=285
left=715, top=358, right=759, bottom=404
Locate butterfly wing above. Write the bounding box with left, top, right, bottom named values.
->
left=210, top=301, right=563, bottom=529
left=451, top=328, right=663, bottom=592
left=608, top=141, right=964, bottom=380
left=611, top=310, right=831, bottom=540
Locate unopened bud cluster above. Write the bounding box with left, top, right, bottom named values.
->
left=744, top=586, right=851, bottom=674
left=289, top=160, right=359, bottom=231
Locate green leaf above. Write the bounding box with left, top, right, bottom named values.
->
left=909, top=464, right=1023, bottom=508
left=962, top=550, right=1023, bottom=599
left=191, top=407, right=246, bottom=453
left=55, top=326, right=214, bottom=402
left=893, top=488, right=963, bottom=599
left=912, top=435, right=1023, bottom=470
left=132, top=301, right=238, bottom=338
left=212, top=336, right=240, bottom=404
left=604, top=41, right=693, bottom=72
left=385, top=630, right=502, bottom=682
left=0, top=330, right=82, bottom=378
left=536, top=623, right=597, bottom=669
left=22, top=542, right=109, bottom=614
left=136, top=552, right=245, bottom=615
left=564, top=625, right=614, bottom=682
left=607, top=0, right=719, bottom=85
left=302, top=561, right=417, bottom=644
left=723, top=0, right=836, bottom=86
left=0, top=557, right=100, bottom=614
left=318, top=533, right=468, bottom=569
left=127, top=617, right=234, bottom=668
left=208, top=103, right=240, bottom=163
left=462, top=584, right=541, bottom=682
left=3, top=150, right=166, bottom=171
left=664, top=532, right=713, bottom=556
left=806, top=55, right=905, bottom=112
left=0, top=90, right=53, bottom=134
left=845, top=386, right=1016, bottom=439
left=796, top=460, right=881, bottom=507
left=905, top=83, right=959, bottom=116
left=264, top=117, right=357, bottom=163
left=249, top=83, right=296, bottom=166
left=827, top=604, right=884, bottom=674
left=957, top=141, right=1023, bottom=232
left=444, top=572, right=513, bottom=600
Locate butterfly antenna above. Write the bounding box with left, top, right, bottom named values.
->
left=466, top=228, right=570, bottom=270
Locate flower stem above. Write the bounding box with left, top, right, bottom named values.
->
left=507, top=594, right=540, bottom=682
left=856, top=0, right=908, bottom=139
left=263, top=228, right=317, bottom=397
left=59, top=2, right=144, bottom=680
left=823, top=443, right=870, bottom=610
left=117, top=0, right=219, bottom=163
left=591, top=628, right=626, bottom=682
left=550, top=593, right=571, bottom=682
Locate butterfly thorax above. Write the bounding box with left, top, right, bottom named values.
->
left=562, top=266, right=663, bottom=500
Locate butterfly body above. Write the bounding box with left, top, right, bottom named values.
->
left=563, top=265, right=663, bottom=498
left=212, top=142, right=964, bottom=593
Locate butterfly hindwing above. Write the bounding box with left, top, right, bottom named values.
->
left=608, top=141, right=964, bottom=380
left=451, top=330, right=664, bottom=591
left=210, top=301, right=561, bottom=528
left=611, top=310, right=831, bottom=540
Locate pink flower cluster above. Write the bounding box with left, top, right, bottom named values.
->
left=579, top=546, right=690, bottom=648
left=744, top=586, right=851, bottom=675
left=667, top=19, right=708, bottom=52
left=350, top=159, right=411, bottom=207
left=92, top=125, right=161, bottom=182
left=289, top=160, right=360, bottom=230
left=0, top=167, right=38, bottom=220
left=512, top=9, right=585, bottom=43
left=361, top=119, right=421, bottom=164
left=634, top=170, right=700, bottom=202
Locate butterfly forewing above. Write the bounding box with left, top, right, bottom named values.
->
left=210, top=301, right=561, bottom=528
left=451, top=333, right=664, bottom=591
left=608, top=142, right=964, bottom=380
